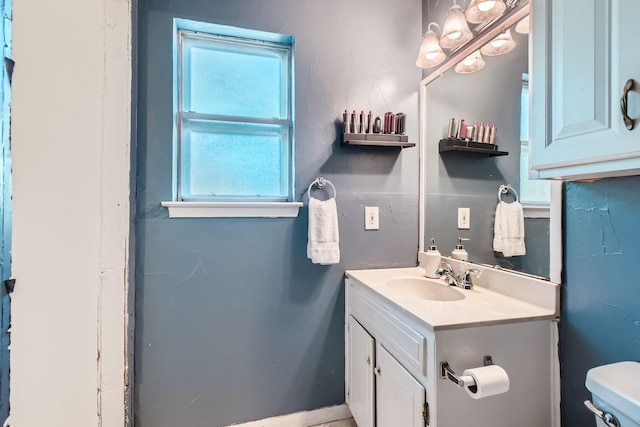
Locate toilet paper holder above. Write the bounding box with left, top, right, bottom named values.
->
left=441, top=355, right=494, bottom=388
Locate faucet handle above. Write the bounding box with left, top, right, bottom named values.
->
left=461, top=268, right=480, bottom=287
left=435, top=262, right=453, bottom=277
left=438, top=261, right=453, bottom=272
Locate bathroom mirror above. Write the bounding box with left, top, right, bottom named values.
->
left=418, top=4, right=562, bottom=284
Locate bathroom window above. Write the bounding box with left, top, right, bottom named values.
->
left=171, top=19, right=296, bottom=210
left=519, top=74, right=550, bottom=213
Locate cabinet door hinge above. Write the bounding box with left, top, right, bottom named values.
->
left=423, top=402, right=430, bottom=426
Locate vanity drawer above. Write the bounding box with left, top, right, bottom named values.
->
left=349, top=282, right=426, bottom=376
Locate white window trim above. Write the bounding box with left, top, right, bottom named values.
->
left=523, top=204, right=550, bottom=219
left=162, top=201, right=303, bottom=218
left=167, top=19, right=297, bottom=218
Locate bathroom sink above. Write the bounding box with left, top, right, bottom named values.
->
left=382, top=277, right=465, bottom=302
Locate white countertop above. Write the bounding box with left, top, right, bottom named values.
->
left=345, top=267, right=558, bottom=331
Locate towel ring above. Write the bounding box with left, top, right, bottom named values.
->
left=498, top=184, right=518, bottom=202
left=307, top=177, right=337, bottom=200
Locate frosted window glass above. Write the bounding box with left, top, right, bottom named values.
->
left=180, top=120, right=289, bottom=199
left=519, top=74, right=549, bottom=205
left=184, top=37, right=288, bottom=119
left=520, top=145, right=550, bottom=205
left=175, top=24, right=294, bottom=202
left=520, top=83, right=529, bottom=142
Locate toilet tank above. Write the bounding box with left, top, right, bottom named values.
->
left=585, top=361, right=640, bottom=427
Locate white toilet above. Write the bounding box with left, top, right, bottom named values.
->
left=585, top=361, right=640, bottom=427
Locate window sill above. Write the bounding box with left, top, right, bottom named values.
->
left=161, top=201, right=303, bottom=218
left=523, top=204, right=550, bottom=219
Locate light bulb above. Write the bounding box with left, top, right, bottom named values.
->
left=440, top=3, right=473, bottom=49
left=478, top=1, right=496, bottom=12
left=455, top=50, right=485, bottom=74
left=463, top=57, right=477, bottom=66
left=480, top=28, right=516, bottom=56
left=515, top=15, right=530, bottom=34
left=415, top=23, right=446, bottom=68
left=465, top=0, right=506, bottom=24
left=491, top=39, right=506, bottom=48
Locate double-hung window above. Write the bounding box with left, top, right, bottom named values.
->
left=519, top=73, right=550, bottom=217
left=165, top=19, right=299, bottom=218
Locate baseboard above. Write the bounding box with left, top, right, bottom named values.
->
left=224, top=404, right=352, bottom=427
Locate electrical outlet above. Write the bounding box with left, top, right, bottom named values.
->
left=458, top=207, right=470, bottom=229
left=365, top=206, right=379, bottom=230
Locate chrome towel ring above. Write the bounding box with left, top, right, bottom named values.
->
left=307, top=177, right=337, bottom=200
left=498, top=184, right=518, bottom=202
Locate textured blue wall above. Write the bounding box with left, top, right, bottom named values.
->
left=562, top=177, right=640, bottom=426
left=135, top=1, right=422, bottom=426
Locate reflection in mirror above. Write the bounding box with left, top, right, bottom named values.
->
left=420, top=19, right=554, bottom=280
left=419, top=0, right=528, bottom=78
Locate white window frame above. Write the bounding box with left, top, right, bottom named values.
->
left=162, top=18, right=301, bottom=218
left=520, top=73, right=550, bottom=218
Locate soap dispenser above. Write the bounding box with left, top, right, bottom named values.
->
left=451, top=237, right=469, bottom=261
left=424, top=238, right=442, bottom=278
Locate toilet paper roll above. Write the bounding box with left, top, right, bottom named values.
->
left=462, top=365, right=510, bottom=399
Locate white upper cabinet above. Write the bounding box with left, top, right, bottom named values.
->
left=531, top=0, right=640, bottom=180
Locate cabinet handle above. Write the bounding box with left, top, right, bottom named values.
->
left=365, top=356, right=371, bottom=365
left=374, top=367, right=381, bottom=376
left=620, top=79, right=636, bottom=130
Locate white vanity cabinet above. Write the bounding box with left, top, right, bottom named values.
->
left=347, top=316, right=375, bottom=427
left=375, top=343, right=426, bottom=427
left=530, top=0, right=640, bottom=180
left=346, top=284, right=428, bottom=427
left=345, top=269, right=558, bottom=427
left=347, top=318, right=427, bottom=427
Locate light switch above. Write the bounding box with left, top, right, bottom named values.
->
left=458, top=208, right=470, bottom=229
left=365, top=207, right=379, bottom=230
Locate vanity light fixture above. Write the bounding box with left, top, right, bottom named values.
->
left=480, top=28, right=516, bottom=56
left=465, top=0, right=506, bottom=24
left=416, top=23, right=446, bottom=68
left=454, top=50, right=486, bottom=74
left=440, top=0, right=473, bottom=50
left=515, top=15, right=530, bottom=34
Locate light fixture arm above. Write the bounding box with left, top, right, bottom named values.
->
left=427, top=22, right=442, bottom=35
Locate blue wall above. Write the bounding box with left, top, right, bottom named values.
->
left=135, top=1, right=422, bottom=425
left=562, top=177, right=640, bottom=426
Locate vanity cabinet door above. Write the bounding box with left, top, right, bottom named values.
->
left=530, top=0, right=640, bottom=180
left=347, top=316, right=375, bottom=427
left=376, top=343, right=426, bottom=427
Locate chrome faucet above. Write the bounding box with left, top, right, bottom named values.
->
left=435, top=262, right=479, bottom=290
left=435, top=262, right=459, bottom=286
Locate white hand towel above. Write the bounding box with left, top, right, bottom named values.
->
left=307, top=197, right=340, bottom=265
left=493, top=201, right=526, bottom=257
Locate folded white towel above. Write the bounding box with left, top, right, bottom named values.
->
left=307, top=197, right=340, bottom=265
left=493, top=201, right=526, bottom=257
